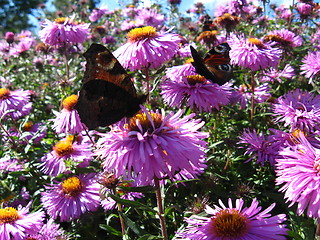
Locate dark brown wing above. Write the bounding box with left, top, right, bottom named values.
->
left=75, top=43, right=146, bottom=129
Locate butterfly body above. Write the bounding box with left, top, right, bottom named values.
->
left=75, top=44, right=146, bottom=129
left=190, top=43, right=232, bottom=85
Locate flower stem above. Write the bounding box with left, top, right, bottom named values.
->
left=154, top=177, right=168, bottom=240
left=250, top=72, right=256, bottom=130
left=144, top=66, right=150, bottom=104
left=117, top=202, right=126, bottom=236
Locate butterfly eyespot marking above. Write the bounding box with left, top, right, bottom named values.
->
left=214, top=44, right=228, bottom=53
left=217, top=64, right=232, bottom=72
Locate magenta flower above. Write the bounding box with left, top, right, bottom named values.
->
left=0, top=202, right=44, bottom=240
left=135, top=8, right=165, bottom=28
left=52, top=94, right=86, bottom=134
left=5, top=32, right=15, bottom=44
left=161, top=64, right=231, bottom=112
left=8, top=121, right=46, bottom=144
left=230, top=83, right=271, bottom=109
left=0, top=157, right=24, bottom=173
left=272, top=89, right=320, bottom=132
left=261, top=64, right=295, bottom=83
left=89, top=6, right=108, bottom=22
left=41, top=174, right=100, bottom=221
left=39, top=17, right=90, bottom=46
left=0, top=88, right=32, bottom=120
left=300, top=51, right=320, bottom=82
left=275, top=131, right=320, bottom=218
left=275, top=5, right=293, bottom=20
left=113, top=26, right=181, bottom=71
left=95, top=108, right=208, bottom=185
left=228, top=35, right=282, bottom=71
left=297, top=3, right=313, bottom=18
left=40, top=135, right=93, bottom=176
left=175, top=198, right=288, bottom=239
left=26, top=218, right=66, bottom=240
left=264, top=29, right=303, bottom=48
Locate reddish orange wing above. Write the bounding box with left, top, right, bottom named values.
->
left=75, top=43, right=147, bottom=129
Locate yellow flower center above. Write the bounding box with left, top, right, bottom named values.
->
left=62, top=94, right=79, bottom=111
left=186, top=75, right=207, bottom=85
left=248, top=38, right=265, bottom=48
left=185, top=58, right=194, bottom=64
left=0, top=88, right=10, bottom=100
left=214, top=13, right=240, bottom=27
left=264, top=34, right=289, bottom=45
left=196, top=30, right=218, bottom=43
left=128, top=112, right=163, bottom=132
left=211, top=209, right=249, bottom=238
left=53, top=136, right=74, bottom=157
left=62, top=176, right=83, bottom=197
left=54, top=17, right=68, bottom=24
left=0, top=207, right=20, bottom=224
left=127, top=26, right=158, bottom=42
left=22, top=121, right=34, bottom=131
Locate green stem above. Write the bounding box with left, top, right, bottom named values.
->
left=154, top=177, right=168, bottom=240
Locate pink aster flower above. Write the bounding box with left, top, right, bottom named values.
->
left=0, top=88, right=32, bottom=120
left=230, top=83, right=271, bottom=109
left=175, top=198, right=288, bottom=240
left=0, top=157, right=24, bottom=173
left=11, top=37, right=35, bottom=56
left=26, top=218, right=66, bottom=240
left=39, top=17, right=90, bottom=46
left=39, top=135, right=93, bottom=176
left=275, top=5, right=293, bottom=20
left=300, top=51, right=320, bottom=82
left=52, top=94, right=86, bottom=134
left=0, top=202, right=44, bottom=240
left=135, top=8, right=166, bottom=28
left=41, top=174, right=100, bottom=221
left=113, top=26, right=181, bottom=71
left=5, top=32, right=15, bottom=44
left=228, top=35, right=282, bottom=71
left=272, top=89, right=320, bottom=132
left=261, top=64, right=295, bottom=83
left=8, top=121, right=46, bottom=144
left=88, top=6, right=108, bottom=22
left=275, top=131, right=320, bottom=218
left=297, top=3, right=313, bottom=18
left=264, top=29, right=303, bottom=48
left=95, top=108, right=209, bottom=186
left=161, top=65, right=231, bottom=112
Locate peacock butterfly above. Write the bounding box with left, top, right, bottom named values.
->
left=75, top=43, right=147, bottom=129
left=190, top=43, right=233, bottom=86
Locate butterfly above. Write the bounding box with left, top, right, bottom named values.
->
left=75, top=43, right=147, bottom=130
left=190, top=43, right=232, bottom=86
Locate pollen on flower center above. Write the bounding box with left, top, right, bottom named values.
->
left=186, top=75, right=207, bottom=85
left=53, top=137, right=74, bottom=157
left=248, top=38, right=265, bottom=48
left=62, top=94, right=79, bottom=111
left=0, top=207, right=20, bottom=224
left=211, top=209, right=249, bottom=238
left=128, top=112, right=163, bottom=132
left=22, top=121, right=34, bottom=131
left=62, top=176, right=83, bottom=196
left=127, top=26, right=158, bottom=42
left=264, top=34, right=290, bottom=45
left=0, top=88, right=10, bottom=100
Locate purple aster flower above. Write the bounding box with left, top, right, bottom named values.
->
left=175, top=198, right=288, bottom=239
left=161, top=67, right=231, bottom=112
left=5, top=32, right=15, bottom=44
left=88, top=6, right=108, bottom=22
left=39, top=135, right=93, bottom=176
left=230, top=83, right=271, bottom=109
left=0, top=88, right=32, bottom=120
left=41, top=174, right=100, bottom=221
left=95, top=108, right=209, bottom=186
left=52, top=94, right=86, bottom=134
left=297, top=3, right=313, bottom=18
left=8, top=121, right=46, bottom=144
left=300, top=51, right=320, bottom=82
left=113, top=26, right=181, bottom=71
left=264, top=29, right=303, bottom=48
left=135, top=8, right=165, bottom=28
left=0, top=157, right=24, bottom=173
left=228, top=35, right=282, bottom=71
left=275, top=5, right=293, bottom=20
left=11, top=37, right=35, bottom=56
left=39, top=17, right=90, bottom=46
left=272, top=89, right=320, bottom=132
left=0, top=202, right=44, bottom=240
left=261, top=64, right=295, bottom=83
left=26, top=218, right=66, bottom=240
left=275, top=131, right=320, bottom=218
left=120, top=19, right=144, bottom=31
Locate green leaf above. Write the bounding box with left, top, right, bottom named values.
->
left=99, top=224, right=122, bottom=236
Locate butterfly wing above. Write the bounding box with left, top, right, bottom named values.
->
left=191, top=43, right=232, bottom=85
left=75, top=43, right=146, bottom=129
